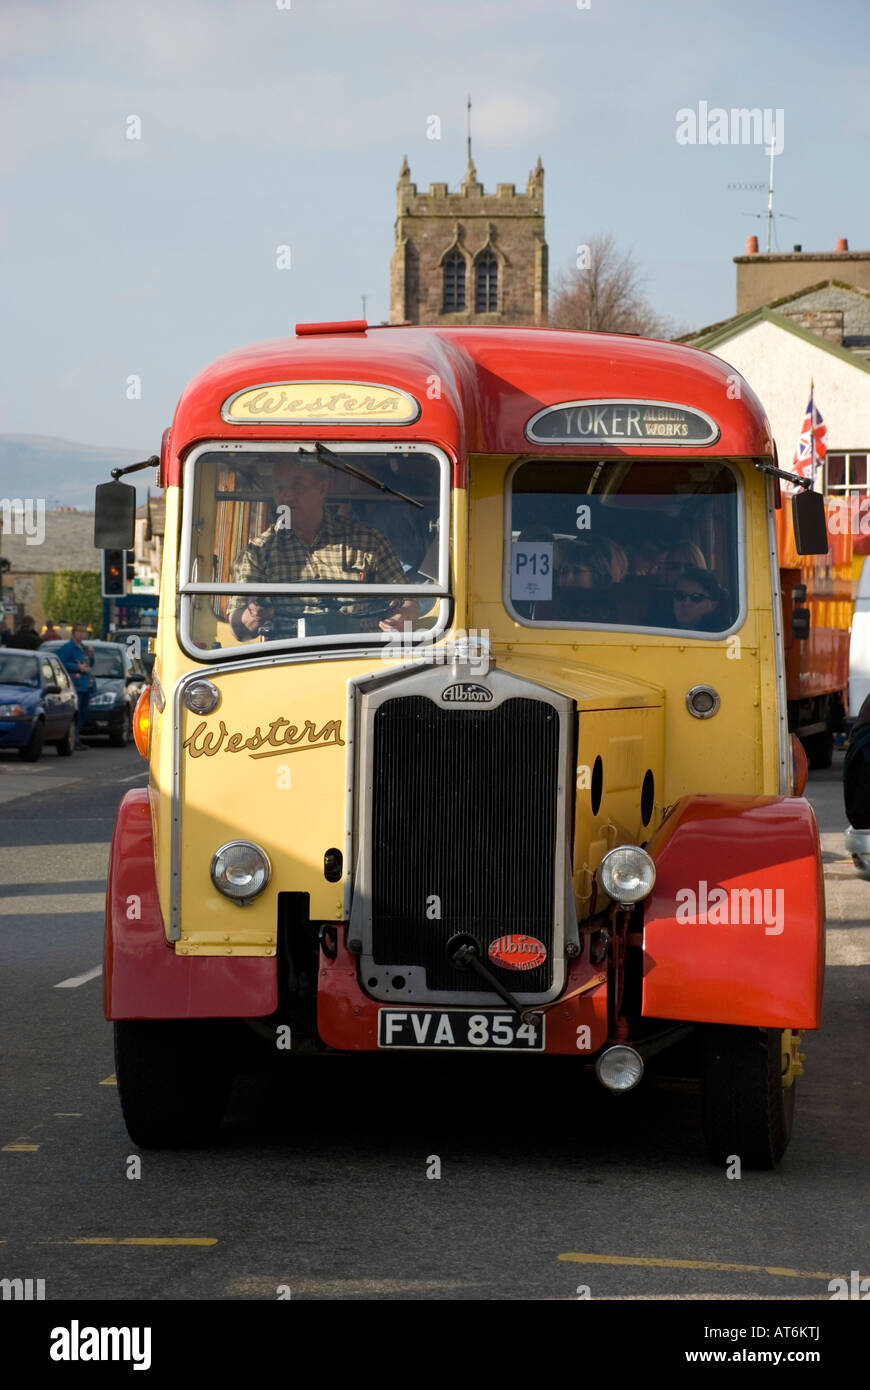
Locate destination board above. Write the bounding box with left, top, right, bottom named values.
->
left=525, top=400, right=720, bottom=446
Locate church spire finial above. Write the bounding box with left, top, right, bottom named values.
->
left=462, top=94, right=478, bottom=185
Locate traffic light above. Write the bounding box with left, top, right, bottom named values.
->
left=102, top=548, right=126, bottom=598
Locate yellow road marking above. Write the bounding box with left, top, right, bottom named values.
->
left=63, top=1237, right=218, bottom=1246
left=558, top=1253, right=841, bottom=1280
left=99, top=1075, right=117, bottom=1086
left=2, top=1142, right=38, bottom=1151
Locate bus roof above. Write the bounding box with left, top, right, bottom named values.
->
left=166, top=325, right=772, bottom=486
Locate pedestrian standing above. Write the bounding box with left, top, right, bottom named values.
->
left=7, top=615, right=43, bottom=650
left=42, top=619, right=61, bottom=640
left=55, top=622, right=95, bottom=749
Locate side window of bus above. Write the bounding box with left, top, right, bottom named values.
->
left=509, top=459, right=740, bottom=634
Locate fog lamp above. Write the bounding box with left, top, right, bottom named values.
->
left=598, top=845, right=656, bottom=904
left=210, top=841, right=271, bottom=903
left=184, top=679, right=220, bottom=714
left=595, top=1045, right=644, bottom=1093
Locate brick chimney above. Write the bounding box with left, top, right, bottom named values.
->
left=734, top=235, right=870, bottom=313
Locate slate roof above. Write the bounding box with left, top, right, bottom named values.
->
left=678, top=290, right=870, bottom=376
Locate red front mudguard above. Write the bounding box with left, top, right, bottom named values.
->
left=104, top=789, right=277, bottom=1020
left=642, top=795, right=824, bottom=1029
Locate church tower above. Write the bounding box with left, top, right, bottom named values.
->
left=390, top=154, right=547, bottom=326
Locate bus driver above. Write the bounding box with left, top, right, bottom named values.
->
left=228, top=457, right=419, bottom=640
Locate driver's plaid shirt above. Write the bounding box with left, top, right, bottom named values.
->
left=227, top=508, right=406, bottom=620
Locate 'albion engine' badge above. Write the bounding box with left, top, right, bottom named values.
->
left=441, top=683, right=493, bottom=703
left=488, top=935, right=548, bottom=971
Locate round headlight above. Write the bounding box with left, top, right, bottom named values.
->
left=598, top=845, right=656, bottom=904
left=184, top=680, right=220, bottom=714
left=686, top=684, right=720, bottom=719
left=210, top=841, right=271, bottom=903
left=595, top=1045, right=644, bottom=1093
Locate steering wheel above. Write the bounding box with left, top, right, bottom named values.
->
left=258, top=597, right=404, bottom=640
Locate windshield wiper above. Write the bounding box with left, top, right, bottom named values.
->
left=298, top=443, right=423, bottom=509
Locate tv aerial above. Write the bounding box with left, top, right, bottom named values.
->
left=727, top=146, right=795, bottom=251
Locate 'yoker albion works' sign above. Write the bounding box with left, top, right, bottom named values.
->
left=525, top=400, right=720, bottom=446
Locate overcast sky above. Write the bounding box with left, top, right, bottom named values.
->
left=2, top=0, right=868, bottom=451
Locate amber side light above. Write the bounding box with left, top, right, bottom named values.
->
left=791, top=734, right=808, bottom=796
left=133, top=686, right=151, bottom=760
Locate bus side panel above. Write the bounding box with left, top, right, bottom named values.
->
left=642, top=795, right=824, bottom=1029
left=104, top=789, right=277, bottom=1020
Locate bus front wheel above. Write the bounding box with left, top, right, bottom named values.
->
left=114, top=1019, right=234, bottom=1148
left=701, top=1025, right=795, bottom=1170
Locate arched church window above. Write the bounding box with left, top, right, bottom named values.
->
left=475, top=249, right=498, bottom=312
left=442, top=249, right=466, bottom=313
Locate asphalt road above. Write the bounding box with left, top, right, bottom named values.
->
left=0, top=739, right=867, bottom=1302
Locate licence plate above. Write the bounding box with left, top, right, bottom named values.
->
left=378, top=1009, right=545, bottom=1051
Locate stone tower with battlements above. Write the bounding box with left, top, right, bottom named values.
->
left=390, top=156, right=547, bottom=326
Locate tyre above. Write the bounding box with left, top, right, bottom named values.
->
left=109, top=710, right=131, bottom=748
left=19, top=720, right=44, bottom=762
left=803, top=726, right=833, bottom=770
left=55, top=719, right=75, bottom=756
left=701, top=1025, right=795, bottom=1169
left=114, top=1019, right=234, bottom=1148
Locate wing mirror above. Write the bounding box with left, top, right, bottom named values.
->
left=94, top=482, right=137, bottom=550
left=793, top=488, right=829, bottom=556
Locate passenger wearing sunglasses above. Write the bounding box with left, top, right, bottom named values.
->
left=671, top=566, right=728, bottom=631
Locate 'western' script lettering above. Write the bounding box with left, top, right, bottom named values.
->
left=183, top=717, right=344, bottom=759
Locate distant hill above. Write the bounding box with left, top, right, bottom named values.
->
left=0, top=435, right=154, bottom=511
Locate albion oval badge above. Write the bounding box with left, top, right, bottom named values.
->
left=441, top=683, right=493, bottom=703
left=488, top=934, right=548, bottom=971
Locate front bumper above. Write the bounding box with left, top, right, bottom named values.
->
left=316, top=924, right=609, bottom=1055
left=0, top=717, right=36, bottom=749
left=84, top=706, right=125, bottom=735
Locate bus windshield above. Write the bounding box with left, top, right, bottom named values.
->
left=508, top=458, right=742, bottom=634
left=181, top=446, right=449, bottom=652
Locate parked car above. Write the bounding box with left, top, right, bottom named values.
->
left=108, top=628, right=157, bottom=679
left=43, top=640, right=149, bottom=747
left=0, top=648, right=78, bottom=761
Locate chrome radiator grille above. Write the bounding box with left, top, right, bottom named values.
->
left=369, top=695, right=560, bottom=993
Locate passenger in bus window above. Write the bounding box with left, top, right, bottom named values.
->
left=227, top=458, right=419, bottom=640
left=647, top=542, right=708, bottom=626
left=553, top=537, right=617, bottom=623
left=656, top=542, right=707, bottom=589
left=600, top=536, right=629, bottom=583
left=671, top=567, right=729, bottom=632
left=628, top=537, right=666, bottom=577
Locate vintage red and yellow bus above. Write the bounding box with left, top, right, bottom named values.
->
left=97, top=321, right=828, bottom=1165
